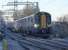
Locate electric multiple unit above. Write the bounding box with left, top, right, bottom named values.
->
left=12, top=12, right=51, bottom=37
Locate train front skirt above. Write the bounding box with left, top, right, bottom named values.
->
left=30, top=28, right=50, bottom=38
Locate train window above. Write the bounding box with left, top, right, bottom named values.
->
left=28, top=18, right=30, bottom=21
left=26, top=18, right=28, bottom=22
left=23, top=19, right=25, bottom=22
left=31, top=17, right=33, bottom=22
left=24, top=19, right=26, bottom=22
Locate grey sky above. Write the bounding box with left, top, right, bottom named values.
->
left=0, top=0, right=68, bottom=21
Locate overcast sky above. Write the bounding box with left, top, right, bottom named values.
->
left=0, top=0, right=68, bottom=21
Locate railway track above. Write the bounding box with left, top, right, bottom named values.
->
left=9, top=31, right=68, bottom=49
left=5, top=32, right=56, bottom=50
left=14, top=35, right=68, bottom=50
left=4, top=29, right=68, bottom=50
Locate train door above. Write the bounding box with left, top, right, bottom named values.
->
left=40, top=15, right=47, bottom=29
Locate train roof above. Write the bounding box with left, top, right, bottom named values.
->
left=15, top=14, right=34, bottom=22
left=15, top=12, right=51, bottom=22
left=36, top=12, right=51, bottom=16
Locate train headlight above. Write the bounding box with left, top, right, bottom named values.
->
left=34, top=24, right=39, bottom=28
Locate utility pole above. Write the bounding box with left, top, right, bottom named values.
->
left=3, top=0, right=39, bottom=20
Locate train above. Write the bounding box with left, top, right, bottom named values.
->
left=10, top=12, right=51, bottom=37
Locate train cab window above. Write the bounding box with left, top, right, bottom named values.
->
left=35, top=15, right=39, bottom=24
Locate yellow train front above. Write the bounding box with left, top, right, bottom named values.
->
left=31, top=12, right=51, bottom=37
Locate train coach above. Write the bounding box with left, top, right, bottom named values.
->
left=12, top=12, right=51, bottom=37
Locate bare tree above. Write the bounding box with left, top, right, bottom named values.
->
left=23, top=4, right=40, bottom=16
left=13, top=5, right=33, bottom=20
left=23, top=5, right=33, bottom=16
left=12, top=3, right=40, bottom=20
left=58, top=15, right=68, bottom=22
left=0, top=10, right=4, bottom=16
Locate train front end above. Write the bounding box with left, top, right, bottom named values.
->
left=32, top=12, right=51, bottom=37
